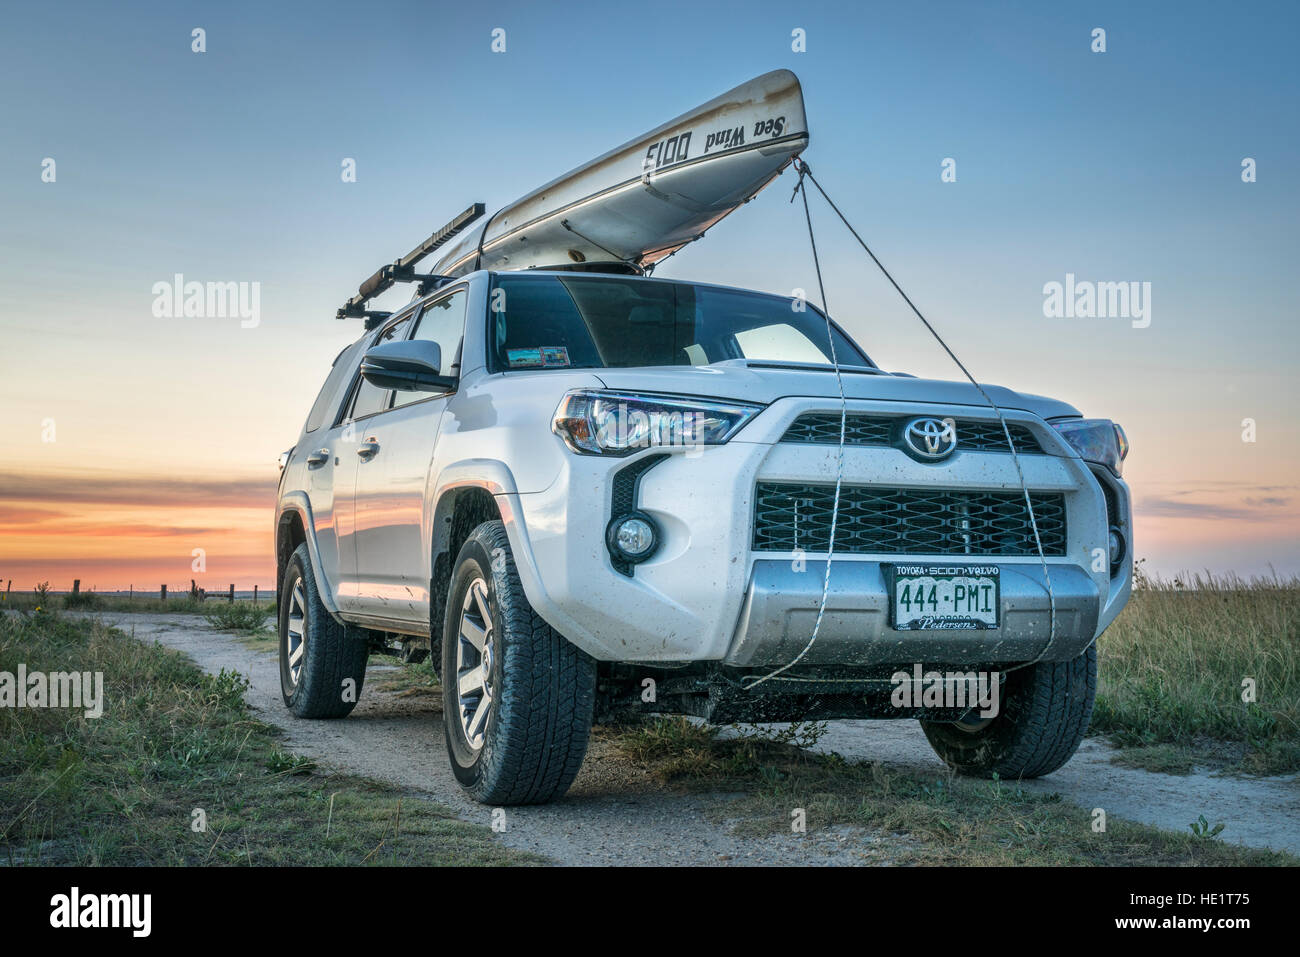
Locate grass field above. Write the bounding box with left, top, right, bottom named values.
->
left=0, top=585, right=258, bottom=616
left=3, top=563, right=1294, bottom=866
left=605, top=716, right=1295, bottom=865
left=0, top=608, right=537, bottom=866
left=1094, top=566, right=1300, bottom=775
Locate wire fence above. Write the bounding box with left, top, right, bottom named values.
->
left=1, top=578, right=270, bottom=604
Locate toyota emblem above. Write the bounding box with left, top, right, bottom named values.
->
left=902, top=417, right=958, bottom=461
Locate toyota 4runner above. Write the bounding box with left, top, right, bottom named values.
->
left=275, top=268, right=1132, bottom=805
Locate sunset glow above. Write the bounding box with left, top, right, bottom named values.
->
left=2, top=3, right=1297, bottom=593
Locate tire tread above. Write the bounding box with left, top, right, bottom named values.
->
left=281, top=543, right=369, bottom=719
left=450, top=522, right=595, bottom=805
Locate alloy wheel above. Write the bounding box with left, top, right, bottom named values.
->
left=455, top=577, right=495, bottom=750
left=285, top=576, right=308, bottom=690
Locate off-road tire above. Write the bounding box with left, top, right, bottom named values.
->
left=279, top=543, right=369, bottom=718
left=920, top=645, right=1097, bottom=778
left=442, top=521, right=596, bottom=805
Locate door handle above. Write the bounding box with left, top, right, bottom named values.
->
left=305, top=448, right=330, bottom=467
left=357, top=440, right=380, bottom=460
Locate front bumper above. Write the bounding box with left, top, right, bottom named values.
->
left=726, top=559, right=1100, bottom=666
left=502, top=396, right=1131, bottom=665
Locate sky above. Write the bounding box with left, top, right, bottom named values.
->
left=1, top=0, right=1297, bottom=592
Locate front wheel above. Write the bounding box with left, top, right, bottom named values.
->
left=920, top=645, right=1097, bottom=779
left=279, top=543, right=369, bottom=718
left=442, top=521, right=596, bottom=805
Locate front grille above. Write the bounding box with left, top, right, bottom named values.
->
left=752, top=483, right=1067, bottom=556
left=782, top=413, right=1044, bottom=454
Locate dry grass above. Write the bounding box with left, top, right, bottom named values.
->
left=1094, top=565, right=1300, bottom=775
left=609, top=716, right=1296, bottom=866
left=0, top=581, right=261, bottom=616
left=0, top=608, right=538, bottom=866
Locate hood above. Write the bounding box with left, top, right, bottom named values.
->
left=592, top=360, right=1081, bottom=420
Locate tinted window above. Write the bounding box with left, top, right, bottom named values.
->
left=488, top=275, right=872, bottom=372
left=345, top=317, right=410, bottom=420
left=392, top=288, right=468, bottom=409
left=304, top=341, right=361, bottom=433
left=349, top=375, right=390, bottom=421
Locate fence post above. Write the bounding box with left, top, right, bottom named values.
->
left=228, top=584, right=235, bottom=603
left=160, top=584, right=167, bottom=602
left=129, top=585, right=133, bottom=601
left=72, top=579, right=81, bottom=596
left=253, top=585, right=258, bottom=605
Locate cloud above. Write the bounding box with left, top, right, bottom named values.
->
left=0, top=506, right=70, bottom=526
left=6, top=521, right=224, bottom=538
left=1140, top=487, right=1296, bottom=522
left=1142, top=481, right=1298, bottom=495
left=0, top=469, right=276, bottom=509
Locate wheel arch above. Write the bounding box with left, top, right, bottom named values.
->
left=429, top=479, right=507, bottom=648
left=275, top=492, right=345, bottom=622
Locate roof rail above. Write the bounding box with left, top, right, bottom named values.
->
left=336, top=203, right=485, bottom=323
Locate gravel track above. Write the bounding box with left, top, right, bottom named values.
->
left=91, top=613, right=1300, bottom=863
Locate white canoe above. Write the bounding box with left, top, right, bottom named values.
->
left=431, top=70, right=809, bottom=277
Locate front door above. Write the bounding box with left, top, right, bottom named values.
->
left=350, top=287, right=469, bottom=628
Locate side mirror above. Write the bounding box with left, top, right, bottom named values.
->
left=360, top=339, right=456, bottom=392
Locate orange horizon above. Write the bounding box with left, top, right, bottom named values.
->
left=0, top=466, right=277, bottom=592
left=3, top=466, right=1298, bottom=593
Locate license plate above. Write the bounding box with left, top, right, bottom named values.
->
left=887, top=564, right=1000, bottom=630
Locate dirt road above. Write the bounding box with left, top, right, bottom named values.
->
left=97, top=613, right=1300, bottom=864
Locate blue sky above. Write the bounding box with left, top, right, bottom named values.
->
left=1, top=0, right=1297, bottom=585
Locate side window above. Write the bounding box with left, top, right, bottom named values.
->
left=344, top=316, right=411, bottom=421
left=349, top=376, right=389, bottom=421
left=392, top=289, right=468, bottom=409
left=304, top=341, right=362, bottom=433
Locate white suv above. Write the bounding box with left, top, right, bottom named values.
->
left=275, top=268, right=1132, bottom=805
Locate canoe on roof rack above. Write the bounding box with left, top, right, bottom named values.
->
left=336, top=70, right=808, bottom=324
left=430, top=69, right=809, bottom=277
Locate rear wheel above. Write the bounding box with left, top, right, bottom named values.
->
left=920, top=646, right=1097, bottom=778
left=279, top=543, right=369, bottom=718
left=442, top=521, right=595, bottom=805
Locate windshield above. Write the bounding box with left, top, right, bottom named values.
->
left=487, top=274, right=873, bottom=372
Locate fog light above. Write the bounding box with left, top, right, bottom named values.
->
left=1108, top=526, right=1125, bottom=570
left=607, top=513, right=659, bottom=564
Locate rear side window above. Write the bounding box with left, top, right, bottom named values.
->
left=304, top=342, right=362, bottom=433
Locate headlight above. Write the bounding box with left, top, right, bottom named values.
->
left=1050, top=418, right=1129, bottom=476
left=552, top=390, right=762, bottom=455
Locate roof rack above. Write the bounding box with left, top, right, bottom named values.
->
left=336, top=203, right=485, bottom=329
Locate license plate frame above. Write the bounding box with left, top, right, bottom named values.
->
left=885, top=564, right=1001, bottom=631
